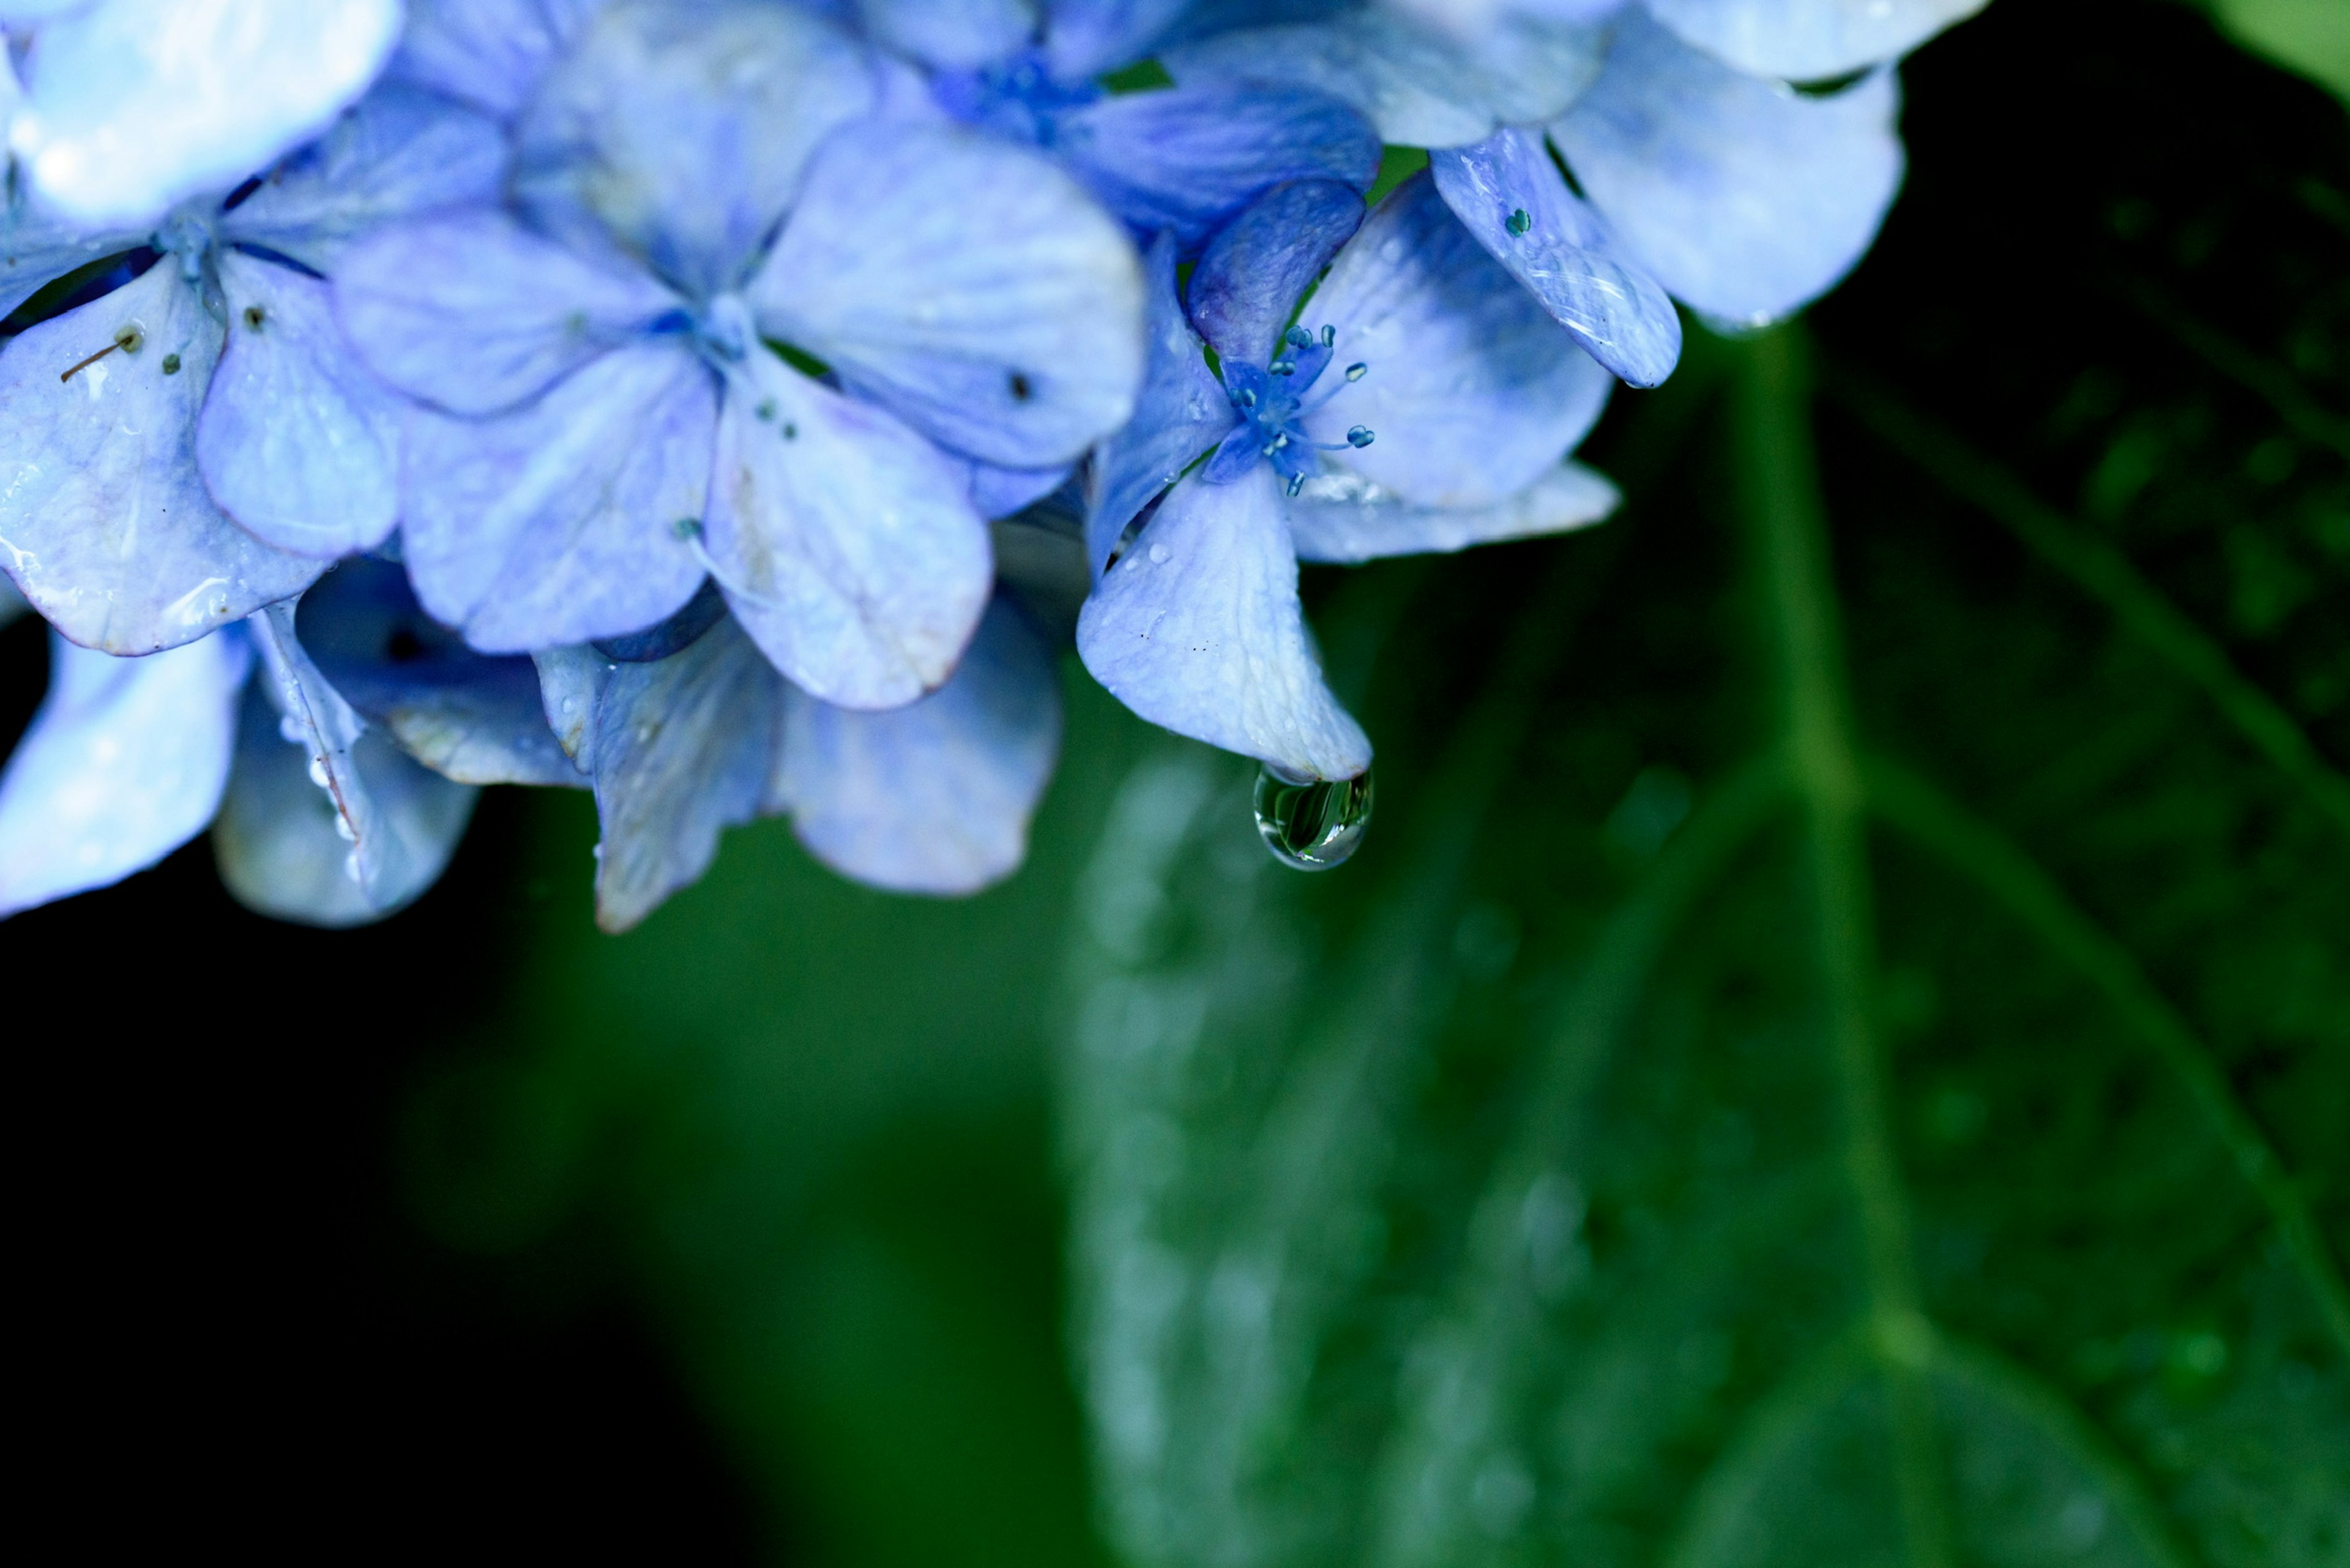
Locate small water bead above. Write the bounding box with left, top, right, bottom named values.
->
left=1147, top=542, right=1171, bottom=564
left=307, top=756, right=330, bottom=789
left=1253, top=763, right=1373, bottom=870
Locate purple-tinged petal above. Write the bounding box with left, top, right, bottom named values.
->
left=335, top=209, right=683, bottom=418
left=0, top=263, right=324, bottom=654
left=0, top=627, right=248, bottom=918
left=859, top=0, right=1038, bottom=69
left=1077, top=464, right=1370, bottom=780
left=224, top=601, right=479, bottom=925
left=1552, top=12, right=1903, bottom=327
left=705, top=349, right=991, bottom=710
left=1288, top=458, right=1617, bottom=562
left=197, top=251, right=405, bottom=558
left=1056, top=84, right=1380, bottom=253
left=1642, top=0, right=1983, bottom=80
left=1297, top=172, right=1615, bottom=508
left=968, top=458, right=1075, bottom=520
left=1185, top=178, right=1365, bottom=369
left=1162, top=11, right=1606, bottom=148
left=220, top=84, right=508, bottom=274
left=589, top=614, right=783, bottom=933
left=10, top=0, right=405, bottom=226
left=400, top=340, right=713, bottom=652
left=533, top=644, right=615, bottom=769
left=512, top=0, right=876, bottom=297
left=753, top=120, right=1144, bottom=469
left=778, top=597, right=1061, bottom=895
left=296, top=558, right=582, bottom=788
left=1431, top=126, right=1680, bottom=386
left=1087, top=231, right=1234, bottom=575
left=1043, top=0, right=1193, bottom=77
left=391, top=0, right=608, bottom=119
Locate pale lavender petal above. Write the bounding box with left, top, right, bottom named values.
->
left=859, top=0, right=1038, bottom=68
left=400, top=340, right=714, bottom=652
left=1552, top=12, right=1904, bottom=327
left=0, top=263, right=324, bottom=654
left=1288, top=458, right=1618, bottom=562
left=1076, top=464, right=1370, bottom=779
left=0, top=627, right=248, bottom=918
left=753, top=121, right=1144, bottom=469
left=0, top=187, right=137, bottom=321
left=778, top=597, right=1060, bottom=895
left=704, top=349, right=992, bottom=709
left=1086, top=230, right=1231, bottom=575
left=220, top=83, right=508, bottom=274
left=967, top=458, right=1075, bottom=520
left=335, top=209, right=682, bottom=417
left=1185, top=177, right=1364, bottom=368
left=1431, top=125, right=1680, bottom=386
left=533, top=644, right=616, bottom=770
left=197, top=250, right=405, bottom=558
left=1642, top=0, right=1984, bottom=79
left=589, top=614, right=782, bottom=933
left=392, top=0, right=607, bottom=119
left=1299, top=172, right=1615, bottom=507
left=513, top=0, right=876, bottom=296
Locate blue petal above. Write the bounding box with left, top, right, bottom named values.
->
left=1185, top=177, right=1365, bottom=368
left=1430, top=126, right=1681, bottom=387
left=223, top=601, right=479, bottom=925
left=512, top=0, right=877, bottom=297
left=1551, top=12, right=1904, bottom=327
left=9, top=0, right=405, bottom=225
left=1288, top=458, right=1618, bottom=562
left=1076, top=464, right=1370, bottom=779
left=335, top=209, right=684, bottom=417
left=860, top=0, right=1039, bottom=69
left=390, top=0, right=605, bottom=119
left=297, top=557, right=583, bottom=788
left=1162, top=10, right=1606, bottom=147
left=752, top=121, right=1145, bottom=469
left=1297, top=171, right=1616, bottom=508
left=778, top=597, right=1060, bottom=895
left=1087, top=231, right=1235, bottom=575
left=1642, top=0, right=1985, bottom=80
left=0, top=262, right=325, bottom=654
left=592, top=578, right=728, bottom=663
left=589, top=614, right=783, bottom=933
left=704, top=348, right=993, bottom=710
left=1043, top=0, right=1196, bottom=77
left=220, top=83, right=509, bottom=275
left=532, top=644, right=616, bottom=769
left=0, top=184, right=137, bottom=321
left=0, top=627, right=248, bottom=918
left=400, top=340, right=714, bottom=652
left=966, top=458, right=1075, bottom=520
left=196, top=250, right=405, bottom=558
left=1055, top=84, right=1381, bottom=253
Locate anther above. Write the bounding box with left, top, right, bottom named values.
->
left=160, top=353, right=182, bottom=375
left=1347, top=426, right=1375, bottom=448
left=1345, top=363, right=1367, bottom=382
left=1284, top=325, right=1313, bottom=349
left=59, top=325, right=144, bottom=383
left=1321, top=325, right=1335, bottom=348
left=1287, top=473, right=1306, bottom=497
left=1506, top=208, right=1532, bottom=237
left=243, top=305, right=266, bottom=330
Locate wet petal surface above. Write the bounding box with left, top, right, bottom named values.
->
left=1287, top=458, right=1619, bottom=562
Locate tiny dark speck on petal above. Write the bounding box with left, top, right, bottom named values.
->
left=1009, top=371, right=1032, bottom=403
left=783, top=422, right=797, bottom=440
left=161, top=353, right=181, bottom=375
left=244, top=305, right=266, bottom=330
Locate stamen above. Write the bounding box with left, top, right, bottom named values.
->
left=60, top=326, right=144, bottom=383
left=1345, top=363, right=1367, bottom=382
left=1348, top=426, right=1375, bottom=447
left=1283, top=325, right=1313, bottom=349
left=1321, top=326, right=1335, bottom=348
left=1506, top=207, right=1532, bottom=237
left=1287, top=474, right=1306, bottom=497
left=673, top=518, right=785, bottom=610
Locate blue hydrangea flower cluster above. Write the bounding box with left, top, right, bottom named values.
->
left=0, top=0, right=1982, bottom=931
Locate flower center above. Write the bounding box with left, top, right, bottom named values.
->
left=1212, top=325, right=1374, bottom=496
left=930, top=48, right=1102, bottom=147
left=152, top=206, right=218, bottom=286
left=690, top=292, right=756, bottom=366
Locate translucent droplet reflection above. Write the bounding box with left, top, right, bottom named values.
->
left=1252, top=763, right=1373, bottom=871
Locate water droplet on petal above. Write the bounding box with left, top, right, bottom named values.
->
left=334, top=813, right=357, bottom=843
left=278, top=714, right=305, bottom=744
left=343, top=849, right=364, bottom=884
left=307, top=757, right=330, bottom=789
left=1147, top=542, right=1171, bottom=564
left=1253, top=764, right=1373, bottom=871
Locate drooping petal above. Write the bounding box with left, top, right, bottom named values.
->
left=0, top=627, right=248, bottom=918
left=1288, top=457, right=1617, bottom=562
left=777, top=597, right=1061, bottom=895
left=532, top=643, right=615, bottom=768
left=859, top=0, right=1038, bottom=69
left=591, top=577, right=728, bottom=663
left=589, top=614, right=783, bottom=933
left=966, top=458, right=1075, bottom=520
left=1054, top=84, right=1380, bottom=253
left=196, top=250, right=405, bottom=558
left=296, top=557, right=581, bottom=788
left=1076, top=464, right=1370, bottom=780
left=219, top=83, right=508, bottom=274
left=753, top=120, right=1144, bottom=469
left=1161, top=11, right=1607, bottom=148
left=391, top=0, right=606, bottom=119
left=1430, top=126, right=1680, bottom=386
left=400, top=340, right=714, bottom=652
left=334, top=209, right=683, bottom=417
left=1297, top=171, right=1615, bottom=507
left=512, top=0, right=877, bottom=297
left=226, top=601, right=479, bottom=925
left=1185, top=177, right=1365, bottom=369
left=1086, top=230, right=1232, bottom=575
left=0, top=263, right=324, bottom=654
left=1551, top=12, right=1904, bottom=327
left=9, top=0, right=404, bottom=226
left=704, top=348, right=991, bottom=710
left=1641, top=0, right=1984, bottom=80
